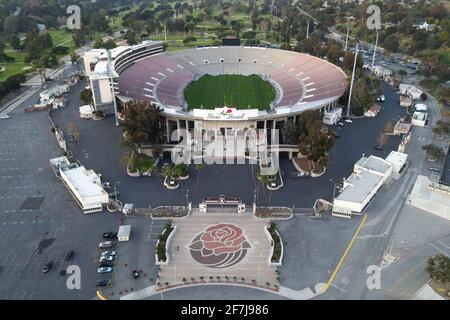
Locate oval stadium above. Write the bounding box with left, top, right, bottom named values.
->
left=84, top=40, right=347, bottom=141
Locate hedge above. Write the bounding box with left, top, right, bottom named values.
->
left=0, top=72, right=26, bottom=99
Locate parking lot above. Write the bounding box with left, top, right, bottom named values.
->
left=0, top=93, right=121, bottom=299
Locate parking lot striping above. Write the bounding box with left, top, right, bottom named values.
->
left=436, top=240, right=450, bottom=251
left=384, top=259, right=428, bottom=296
left=323, top=214, right=368, bottom=293
left=429, top=243, right=450, bottom=258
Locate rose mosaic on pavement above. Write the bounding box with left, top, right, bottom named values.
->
left=188, top=223, right=252, bottom=269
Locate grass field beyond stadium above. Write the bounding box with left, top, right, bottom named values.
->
left=184, top=74, right=275, bottom=110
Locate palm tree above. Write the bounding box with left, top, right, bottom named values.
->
left=195, top=163, right=203, bottom=186
left=162, top=164, right=172, bottom=178
left=256, top=171, right=269, bottom=207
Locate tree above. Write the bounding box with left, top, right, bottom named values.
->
left=377, top=133, right=388, bottom=148
left=195, top=163, right=203, bottom=186
left=282, top=120, right=300, bottom=145
left=9, top=34, right=21, bottom=50
left=383, top=34, right=399, bottom=53
left=426, top=254, right=450, bottom=284
left=397, top=69, right=407, bottom=82
left=422, top=144, right=446, bottom=160
left=297, top=110, right=335, bottom=167
left=432, top=120, right=450, bottom=136
left=126, top=29, right=137, bottom=45
left=66, top=122, right=80, bottom=143
left=3, top=16, right=19, bottom=34
left=352, top=77, right=375, bottom=115
left=70, top=51, right=79, bottom=64
left=121, top=100, right=165, bottom=145
left=79, top=89, right=92, bottom=105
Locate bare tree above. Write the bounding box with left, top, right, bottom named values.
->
left=377, top=133, right=388, bottom=147
left=66, top=122, right=80, bottom=143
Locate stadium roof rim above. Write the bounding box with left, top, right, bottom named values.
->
left=106, top=42, right=348, bottom=118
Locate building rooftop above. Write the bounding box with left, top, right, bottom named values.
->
left=356, top=155, right=392, bottom=175
left=337, top=170, right=384, bottom=203
left=63, top=167, right=107, bottom=198
left=385, top=151, right=408, bottom=170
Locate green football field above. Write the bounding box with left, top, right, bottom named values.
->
left=184, top=74, right=275, bottom=110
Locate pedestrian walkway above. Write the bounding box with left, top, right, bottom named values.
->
left=157, top=209, right=278, bottom=291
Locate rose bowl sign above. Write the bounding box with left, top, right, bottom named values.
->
left=193, top=107, right=259, bottom=121
left=188, top=223, right=252, bottom=269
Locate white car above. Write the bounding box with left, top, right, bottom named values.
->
left=101, top=250, right=116, bottom=256
left=99, top=255, right=114, bottom=262
left=97, top=267, right=113, bottom=274
left=98, top=241, right=113, bottom=248
left=0, top=114, right=10, bottom=119
left=376, top=95, right=385, bottom=102
left=344, top=119, right=353, bottom=123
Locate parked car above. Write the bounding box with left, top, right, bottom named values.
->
left=429, top=167, right=440, bottom=173
left=42, top=261, right=54, bottom=273
left=102, top=232, right=117, bottom=239
left=337, top=122, right=344, bottom=127
left=101, top=250, right=116, bottom=256
left=99, top=241, right=113, bottom=248
left=344, top=119, right=353, bottom=123
left=374, top=145, right=383, bottom=150
left=65, top=250, right=75, bottom=261
left=99, top=255, right=114, bottom=262
left=99, top=261, right=114, bottom=268
left=97, top=267, right=113, bottom=274
left=96, top=279, right=112, bottom=287
left=376, top=95, right=385, bottom=102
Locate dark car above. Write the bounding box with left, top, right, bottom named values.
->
left=99, top=261, right=114, bottom=268
left=65, top=250, right=75, bottom=261
left=102, top=232, right=117, bottom=239
left=42, top=261, right=54, bottom=273
left=96, top=279, right=112, bottom=287
left=374, top=145, right=383, bottom=151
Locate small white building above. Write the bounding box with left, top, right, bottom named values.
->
left=323, top=107, right=342, bottom=125
left=411, top=104, right=428, bottom=127
left=118, top=225, right=131, bottom=241
left=50, top=157, right=109, bottom=213
left=332, top=155, right=393, bottom=217
left=79, top=105, right=94, bottom=118
left=385, top=151, right=408, bottom=178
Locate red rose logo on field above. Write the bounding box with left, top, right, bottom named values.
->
left=188, top=223, right=252, bottom=268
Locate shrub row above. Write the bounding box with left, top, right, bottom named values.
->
left=0, top=73, right=26, bottom=100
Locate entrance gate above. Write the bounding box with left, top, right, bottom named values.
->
left=199, top=195, right=246, bottom=213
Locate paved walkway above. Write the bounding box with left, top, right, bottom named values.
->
left=157, top=209, right=278, bottom=290
left=120, top=283, right=321, bottom=300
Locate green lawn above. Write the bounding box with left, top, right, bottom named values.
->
left=0, top=63, right=31, bottom=81
left=49, top=30, right=75, bottom=49
left=184, top=74, right=275, bottom=110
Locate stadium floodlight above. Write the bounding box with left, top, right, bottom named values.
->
left=347, top=43, right=359, bottom=118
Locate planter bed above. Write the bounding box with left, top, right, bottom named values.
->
left=155, top=224, right=176, bottom=265
left=255, top=207, right=293, bottom=219
left=266, top=224, right=283, bottom=266
left=152, top=206, right=189, bottom=218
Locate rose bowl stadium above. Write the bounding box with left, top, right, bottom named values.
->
left=83, top=40, right=347, bottom=142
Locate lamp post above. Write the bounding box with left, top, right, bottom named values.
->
left=329, top=179, right=336, bottom=202
left=346, top=43, right=358, bottom=118
left=114, top=181, right=120, bottom=201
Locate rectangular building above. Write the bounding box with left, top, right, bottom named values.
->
left=333, top=155, right=393, bottom=218
left=50, top=157, right=109, bottom=213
